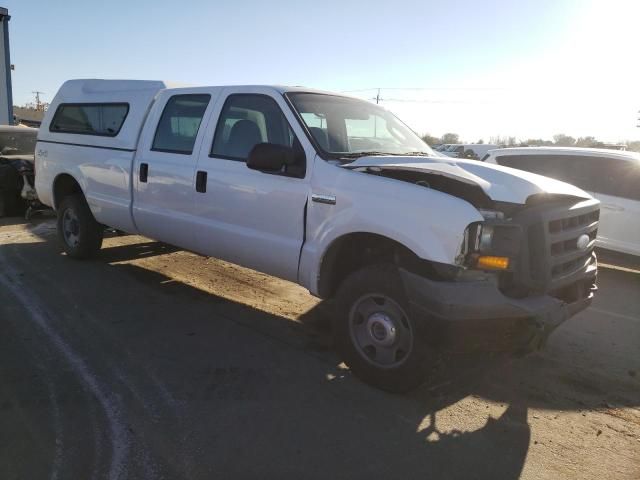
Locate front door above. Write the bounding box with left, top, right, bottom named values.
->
left=193, top=89, right=312, bottom=282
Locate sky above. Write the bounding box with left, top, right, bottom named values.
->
left=4, top=0, right=639, bottom=142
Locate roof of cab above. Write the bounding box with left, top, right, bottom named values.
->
left=55, top=79, right=348, bottom=97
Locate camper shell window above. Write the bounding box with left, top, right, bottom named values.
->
left=50, top=103, right=130, bottom=137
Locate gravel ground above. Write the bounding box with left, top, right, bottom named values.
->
left=0, top=216, right=638, bottom=479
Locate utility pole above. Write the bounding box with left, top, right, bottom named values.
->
left=32, top=90, right=44, bottom=111
left=371, top=88, right=382, bottom=137
left=370, top=88, right=383, bottom=104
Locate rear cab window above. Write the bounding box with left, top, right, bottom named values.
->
left=50, top=103, right=129, bottom=137
left=152, top=94, right=211, bottom=154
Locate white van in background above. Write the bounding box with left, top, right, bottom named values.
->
left=483, top=147, right=640, bottom=256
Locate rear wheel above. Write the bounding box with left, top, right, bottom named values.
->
left=333, top=263, right=432, bottom=392
left=57, top=194, right=104, bottom=259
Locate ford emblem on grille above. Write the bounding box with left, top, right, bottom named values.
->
left=577, top=234, right=590, bottom=251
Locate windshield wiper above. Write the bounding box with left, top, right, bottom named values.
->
left=338, top=151, right=390, bottom=159
left=400, top=151, right=434, bottom=156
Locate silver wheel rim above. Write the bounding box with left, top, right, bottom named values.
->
left=348, top=293, right=413, bottom=369
left=62, top=208, right=80, bottom=248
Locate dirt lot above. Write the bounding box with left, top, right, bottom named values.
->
left=0, top=215, right=638, bottom=479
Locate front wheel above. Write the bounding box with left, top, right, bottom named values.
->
left=333, top=263, right=432, bottom=392
left=57, top=194, right=104, bottom=259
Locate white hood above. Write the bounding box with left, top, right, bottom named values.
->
left=344, top=155, right=592, bottom=204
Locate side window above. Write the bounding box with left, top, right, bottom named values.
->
left=50, top=103, right=129, bottom=136
left=498, top=154, right=543, bottom=172
left=589, top=158, right=640, bottom=200
left=497, top=155, right=592, bottom=190
left=152, top=94, right=211, bottom=154
left=211, top=94, right=297, bottom=161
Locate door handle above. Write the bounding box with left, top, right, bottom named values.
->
left=139, top=163, right=148, bottom=183
left=196, top=170, right=207, bottom=193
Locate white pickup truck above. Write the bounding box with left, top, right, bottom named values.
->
left=35, top=80, right=599, bottom=391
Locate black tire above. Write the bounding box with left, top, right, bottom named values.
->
left=57, top=194, right=104, bottom=259
left=333, top=263, right=433, bottom=393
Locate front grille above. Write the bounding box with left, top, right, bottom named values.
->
left=547, top=208, right=598, bottom=283
left=548, top=210, right=599, bottom=234
left=513, top=198, right=600, bottom=293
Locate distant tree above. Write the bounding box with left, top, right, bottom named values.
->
left=524, top=138, right=554, bottom=146
left=441, top=133, right=460, bottom=144
left=476, top=139, right=484, bottom=144
left=421, top=134, right=440, bottom=146
left=488, top=135, right=517, bottom=146
left=575, top=136, right=604, bottom=148
left=553, top=134, right=576, bottom=146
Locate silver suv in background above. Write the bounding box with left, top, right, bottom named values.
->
left=483, top=147, right=640, bottom=256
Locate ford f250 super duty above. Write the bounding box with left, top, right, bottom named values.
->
left=35, top=80, right=599, bottom=392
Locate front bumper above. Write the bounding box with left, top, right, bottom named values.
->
left=400, top=265, right=597, bottom=354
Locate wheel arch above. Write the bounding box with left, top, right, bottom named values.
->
left=316, top=232, right=443, bottom=299
left=52, top=173, right=84, bottom=210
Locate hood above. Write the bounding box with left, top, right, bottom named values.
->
left=343, top=155, right=592, bottom=204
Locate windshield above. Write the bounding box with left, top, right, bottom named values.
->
left=287, top=93, right=433, bottom=160
left=0, top=130, right=38, bottom=155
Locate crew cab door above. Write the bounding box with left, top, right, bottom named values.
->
left=132, top=89, right=217, bottom=250
left=192, top=88, right=312, bottom=282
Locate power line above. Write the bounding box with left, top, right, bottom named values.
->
left=341, top=87, right=507, bottom=93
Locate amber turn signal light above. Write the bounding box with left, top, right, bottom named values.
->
left=476, top=255, right=510, bottom=270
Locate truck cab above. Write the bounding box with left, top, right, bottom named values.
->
left=35, top=80, right=599, bottom=392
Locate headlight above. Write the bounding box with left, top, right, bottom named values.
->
left=459, top=221, right=521, bottom=271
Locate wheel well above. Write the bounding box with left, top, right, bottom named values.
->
left=317, top=233, right=437, bottom=299
left=53, top=174, right=83, bottom=209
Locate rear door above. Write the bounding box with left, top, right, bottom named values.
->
left=132, top=89, right=218, bottom=250
left=192, top=88, right=312, bottom=282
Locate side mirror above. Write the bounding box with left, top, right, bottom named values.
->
left=247, top=143, right=296, bottom=172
